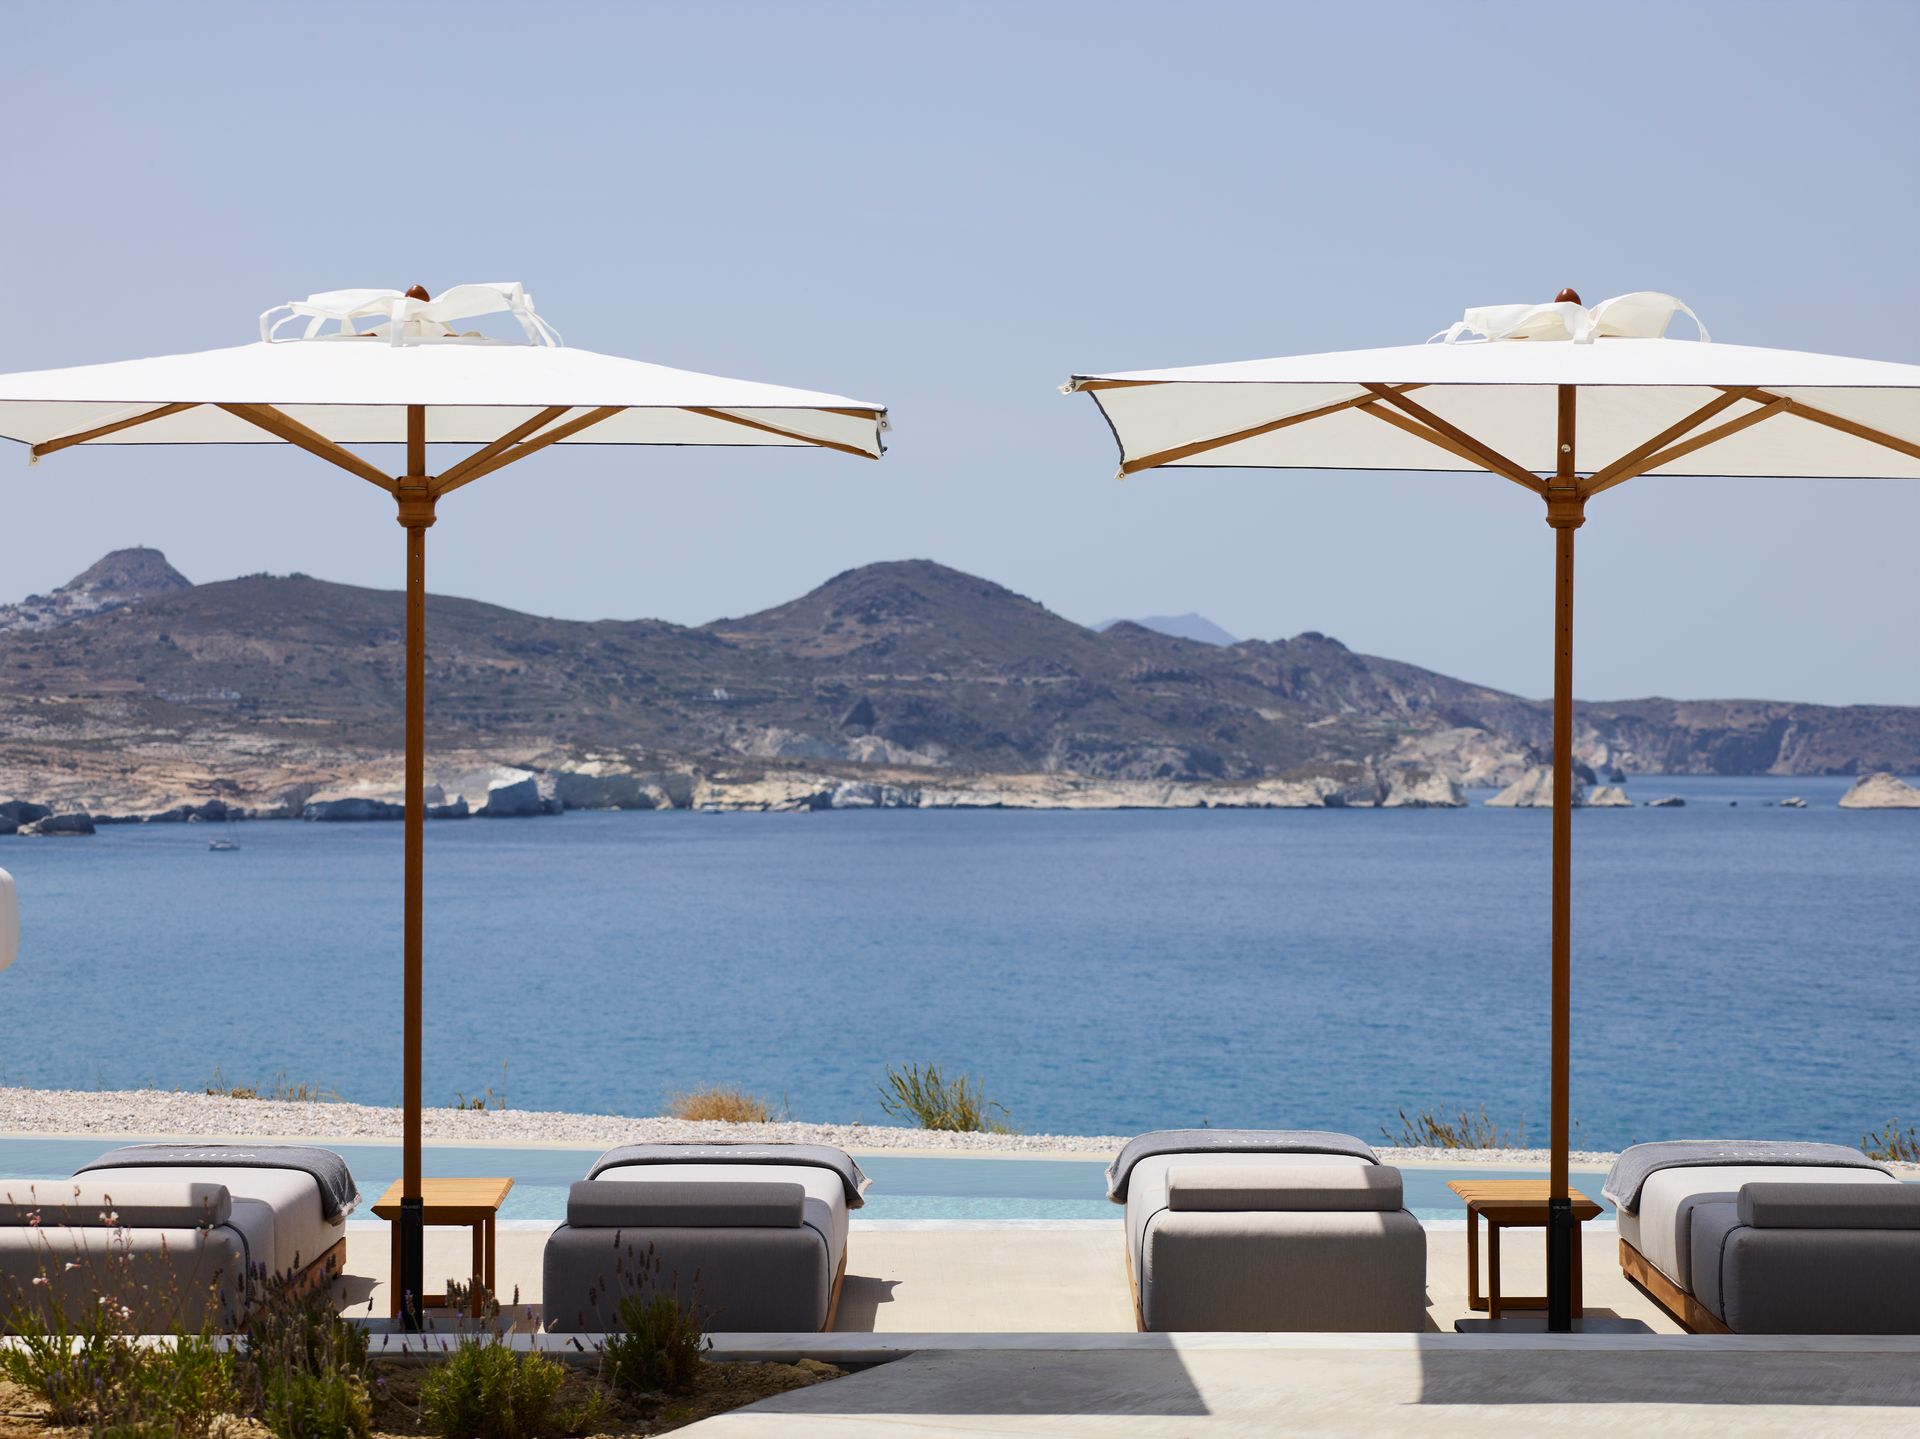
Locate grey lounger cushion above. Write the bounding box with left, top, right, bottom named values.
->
left=1, top=1225, right=250, bottom=1333
left=565, top=1180, right=804, bottom=1229
left=1127, top=1151, right=1425, bottom=1331
left=1688, top=1186, right=1920, bottom=1333
left=1166, top=1162, right=1403, bottom=1213
left=544, top=1160, right=849, bottom=1334
left=0, top=1180, right=231, bottom=1229
left=1, top=1181, right=250, bottom=1333
left=1740, top=1183, right=1920, bottom=1229
left=1618, top=1164, right=1900, bottom=1291
left=77, top=1165, right=341, bottom=1280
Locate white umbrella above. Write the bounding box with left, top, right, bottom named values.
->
left=1066, top=289, right=1920, bottom=1329
left=0, top=282, right=887, bottom=1325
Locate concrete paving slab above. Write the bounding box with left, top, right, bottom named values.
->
left=677, top=1344, right=1920, bottom=1437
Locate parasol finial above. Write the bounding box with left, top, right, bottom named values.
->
left=1553, top=287, right=1582, bottom=305
left=404, top=284, right=432, bottom=302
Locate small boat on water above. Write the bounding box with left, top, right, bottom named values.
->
left=208, top=815, right=240, bottom=852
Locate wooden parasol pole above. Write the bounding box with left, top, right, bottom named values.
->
left=395, top=398, right=435, bottom=1330
left=1545, top=374, right=1584, bottom=1331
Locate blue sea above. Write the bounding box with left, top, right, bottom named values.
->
left=0, top=775, right=1913, bottom=1150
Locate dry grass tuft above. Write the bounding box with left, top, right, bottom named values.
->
left=668, top=1086, right=773, bottom=1124
left=1384, top=1104, right=1524, bottom=1150
left=1863, top=1119, right=1920, bottom=1164
left=204, top=1067, right=339, bottom=1103
left=878, top=1062, right=1011, bottom=1134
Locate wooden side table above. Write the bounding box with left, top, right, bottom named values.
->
left=371, top=1177, right=513, bottom=1317
left=1446, top=1178, right=1603, bottom=1319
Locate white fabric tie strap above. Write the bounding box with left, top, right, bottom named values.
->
left=259, top=282, right=563, bottom=347
left=1430, top=291, right=1708, bottom=346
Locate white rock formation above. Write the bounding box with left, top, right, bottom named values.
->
left=689, top=765, right=1470, bottom=813
left=844, top=735, right=948, bottom=768
left=1588, top=785, right=1632, bottom=807
left=1390, top=727, right=1533, bottom=789
left=480, top=772, right=543, bottom=817
left=1838, top=771, right=1920, bottom=809
left=1485, top=767, right=1584, bottom=808
left=1380, top=768, right=1468, bottom=808
left=304, top=782, right=467, bottom=821
left=550, top=762, right=692, bottom=811
left=436, top=766, right=556, bottom=817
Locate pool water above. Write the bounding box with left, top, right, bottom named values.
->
left=0, top=1137, right=1617, bottom=1222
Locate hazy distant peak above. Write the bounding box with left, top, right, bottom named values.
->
left=67, top=547, right=192, bottom=599
left=1097, top=613, right=1238, bottom=646
left=0, top=546, right=193, bottom=634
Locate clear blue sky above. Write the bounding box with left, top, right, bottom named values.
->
left=2, top=0, right=1915, bottom=705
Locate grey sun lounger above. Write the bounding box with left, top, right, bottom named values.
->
left=541, top=1143, right=866, bottom=1334
left=1110, top=1130, right=1427, bottom=1332
left=1608, top=1140, right=1919, bottom=1333
left=1, top=1145, right=356, bottom=1332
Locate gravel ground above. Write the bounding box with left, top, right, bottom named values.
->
left=0, top=1086, right=1648, bottom=1167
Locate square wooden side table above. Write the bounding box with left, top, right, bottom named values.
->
left=371, top=1177, right=514, bottom=1318
left=1445, top=1178, right=1604, bottom=1319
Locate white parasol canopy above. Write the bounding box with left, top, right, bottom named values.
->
left=1066, top=289, right=1920, bottom=1332
left=1069, top=293, right=1920, bottom=484
left=0, top=283, right=885, bottom=460
left=0, top=281, right=887, bottom=1328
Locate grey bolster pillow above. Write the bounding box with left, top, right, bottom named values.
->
left=1738, top=1182, right=1920, bottom=1230
left=0, top=1180, right=233, bottom=1229
left=566, top=1179, right=805, bottom=1229
left=1166, top=1162, right=1404, bottom=1213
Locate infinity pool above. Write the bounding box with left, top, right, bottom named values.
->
left=0, top=1137, right=1619, bottom=1222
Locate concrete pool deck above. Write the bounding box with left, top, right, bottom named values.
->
left=340, top=1218, right=1682, bottom=1335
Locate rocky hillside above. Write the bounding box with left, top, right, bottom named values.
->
left=0, top=551, right=1914, bottom=819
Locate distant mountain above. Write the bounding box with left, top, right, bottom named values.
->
left=0, top=546, right=191, bottom=633
left=1097, top=613, right=1238, bottom=646
left=0, top=551, right=1916, bottom=818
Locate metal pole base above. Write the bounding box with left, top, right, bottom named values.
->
left=398, top=1196, right=425, bottom=1331
left=1546, top=1195, right=1573, bottom=1332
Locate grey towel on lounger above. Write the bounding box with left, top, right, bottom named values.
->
left=586, top=1143, right=869, bottom=1208
left=1601, top=1140, right=1891, bottom=1215
left=76, top=1144, right=361, bottom=1220
left=1106, top=1130, right=1379, bottom=1203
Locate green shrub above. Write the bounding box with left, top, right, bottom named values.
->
left=604, top=1290, right=708, bottom=1396
left=420, top=1340, right=566, bottom=1439
left=1, top=1319, right=237, bottom=1437
left=244, top=1272, right=372, bottom=1439
left=1, top=1283, right=120, bottom=1424
left=1383, top=1104, right=1524, bottom=1150
left=877, top=1062, right=1010, bottom=1133
left=260, top=1368, right=373, bottom=1439
left=1863, top=1119, right=1920, bottom=1164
